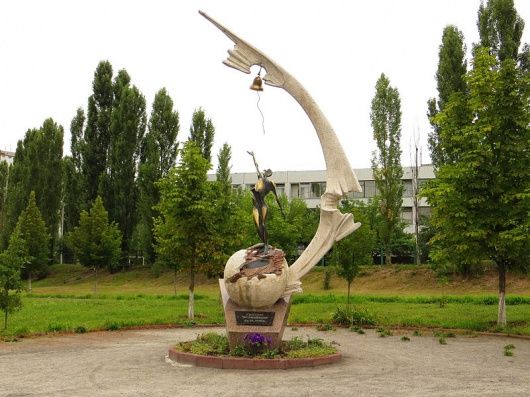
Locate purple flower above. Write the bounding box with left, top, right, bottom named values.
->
left=244, top=332, right=272, bottom=346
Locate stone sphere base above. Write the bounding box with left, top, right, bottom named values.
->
left=224, top=249, right=288, bottom=309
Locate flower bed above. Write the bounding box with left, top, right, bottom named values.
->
left=168, top=332, right=341, bottom=370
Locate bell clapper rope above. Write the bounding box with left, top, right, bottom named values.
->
left=256, top=91, right=266, bottom=135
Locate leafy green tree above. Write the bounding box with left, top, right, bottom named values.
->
left=427, top=25, right=468, bottom=168
left=148, top=88, right=180, bottom=177
left=135, top=88, right=179, bottom=262
left=266, top=195, right=318, bottom=263
left=477, top=0, right=525, bottom=62
left=12, top=191, right=50, bottom=293
left=423, top=48, right=530, bottom=326
left=155, top=141, right=218, bottom=318
left=82, top=61, right=114, bottom=204
left=189, top=108, right=215, bottom=162
left=216, top=143, right=232, bottom=194
left=331, top=201, right=376, bottom=304
left=2, top=120, right=63, bottom=255
left=370, top=74, right=403, bottom=265
left=104, top=75, right=147, bottom=258
left=67, top=196, right=122, bottom=293
left=70, top=107, right=85, bottom=175
left=0, top=232, right=27, bottom=329
left=0, top=161, right=9, bottom=241
left=60, top=109, right=87, bottom=263
left=1, top=141, right=26, bottom=250
left=209, top=144, right=252, bottom=268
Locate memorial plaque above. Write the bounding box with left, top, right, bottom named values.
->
left=235, top=311, right=275, bottom=326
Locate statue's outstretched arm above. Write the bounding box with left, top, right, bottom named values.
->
left=246, top=150, right=262, bottom=179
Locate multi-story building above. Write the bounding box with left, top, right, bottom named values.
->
left=217, top=164, right=434, bottom=233
left=0, top=149, right=15, bottom=165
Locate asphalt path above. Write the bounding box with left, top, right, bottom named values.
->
left=1, top=327, right=529, bottom=397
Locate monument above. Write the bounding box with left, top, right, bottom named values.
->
left=200, top=10, right=362, bottom=352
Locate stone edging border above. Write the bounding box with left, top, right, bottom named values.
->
left=167, top=347, right=341, bottom=370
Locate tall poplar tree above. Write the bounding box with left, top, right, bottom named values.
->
left=370, top=74, right=403, bottom=265
left=63, top=108, right=86, bottom=238
left=2, top=119, right=63, bottom=254
left=189, top=108, right=215, bottom=163
left=82, top=61, right=114, bottom=203
left=104, top=71, right=147, bottom=258
left=427, top=26, right=468, bottom=168
left=136, top=88, right=179, bottom=262
left=215, top=143, right=232, bottom=193
left=0, top=161, right=9, bottom=241
left=211, top=143, right=248, bottom=264
left=477, top=0, right=525, bottom=62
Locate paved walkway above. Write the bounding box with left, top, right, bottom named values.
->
left=1, top=327, right=529, bottom=396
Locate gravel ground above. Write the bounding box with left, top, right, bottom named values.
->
left=1, top=327, right=529, bottom=397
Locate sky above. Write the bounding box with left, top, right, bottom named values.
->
left=1, top=0, right=529, bottom=173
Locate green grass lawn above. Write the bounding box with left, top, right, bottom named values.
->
left=3, top=291, right=529, bottom=339
left=2, top=264, right=529, bottom=339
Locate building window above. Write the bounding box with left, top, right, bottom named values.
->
left=275, top=184, right=285, bottom=197
left=401, top=207, right=413, bottom=224
left=299, top=183, right=310, bottom=199
left=291, top=183, right=299, bottom=198
left=403, top=180, right=413, bottom=197
left=310, top=182, right=326, bottom=198
left=364, top=180, right=377, bottom=198
left=347, top=180, right=365, bottom=199
left=418, top=207, right=431, bottom=218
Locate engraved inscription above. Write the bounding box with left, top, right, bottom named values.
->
left=235, top=311, right=275, bottom=326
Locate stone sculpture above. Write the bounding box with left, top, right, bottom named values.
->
left=201, top=11, right=361, bottom=350
left=200, top=11, right=362, bottom=298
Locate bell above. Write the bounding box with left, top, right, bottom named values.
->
left=250, top=75, right=264, bottom=91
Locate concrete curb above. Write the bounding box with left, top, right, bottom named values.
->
left=167, top=347, right=341, bottom=370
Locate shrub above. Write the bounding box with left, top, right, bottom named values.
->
left=351, top=326, right=365, bottom=334
left=105, top=321, right=121, bottom=331
left=376, top=327, right=392, bottom=337
left=332, top=305, right=376, bottom=327
left=47, top=323, right=67, bottom=333
left=316, top=323, right=335, bottom=331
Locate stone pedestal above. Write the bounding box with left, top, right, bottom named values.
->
left=219, top=280, right=291, bottom=350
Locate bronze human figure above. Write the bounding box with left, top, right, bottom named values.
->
left=247, top=151, right=285, bottom=254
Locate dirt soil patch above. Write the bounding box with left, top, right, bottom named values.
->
left=1, top=327, right=529, bottom=396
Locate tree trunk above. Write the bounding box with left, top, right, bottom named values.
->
left=174, top=268, right=177, bottom=295
left=497, top=263, right=507, bottom=326
left=188, top=267, right=195, bottom=320
left=347, top=281, right=351, bottom=305
left=28, top=271, right=32, bottom=294
left=385, top=243, right=392, bottom=266
left=3, top=290, right=7, bottom=329
left=94, top=267, right=98, bottom=295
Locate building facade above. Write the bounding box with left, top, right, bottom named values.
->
left=217, top=164, right=434, bottom=233
left=0, top=150, right=15, bottom=165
